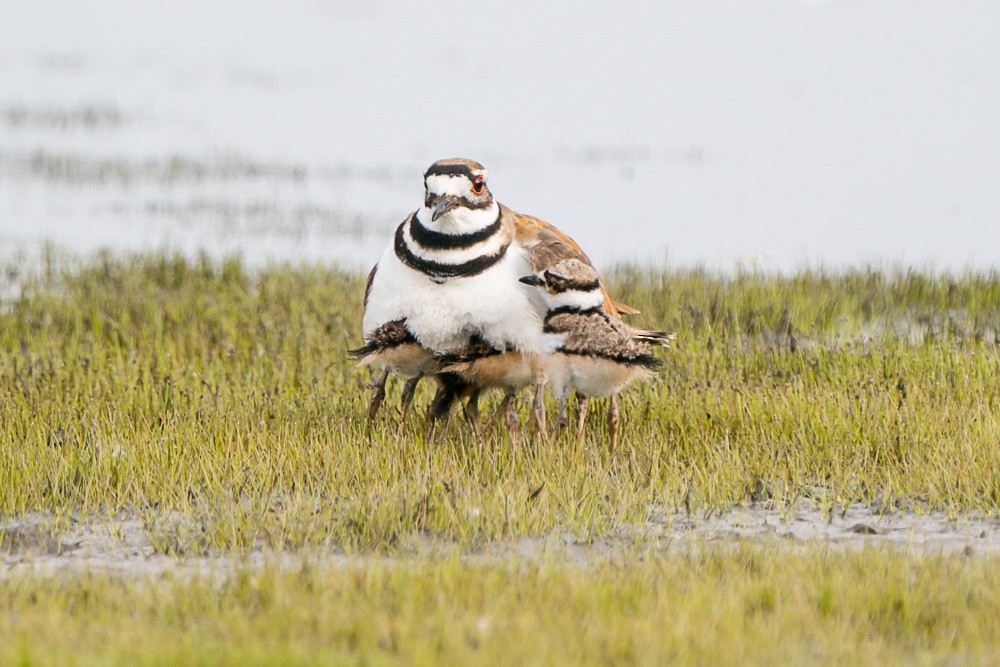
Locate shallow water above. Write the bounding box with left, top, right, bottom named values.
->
left=2, top=1, right=999, bottom=271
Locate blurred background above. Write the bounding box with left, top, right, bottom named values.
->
left=1, top=0, right=998, bottom=272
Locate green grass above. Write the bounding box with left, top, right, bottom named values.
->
left=2, top=252, right=1000, bottom=553
left=3, top=548, right=1000, bottom=665
left=4, top=251, right=1000, bottom=664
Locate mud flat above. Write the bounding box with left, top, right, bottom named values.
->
left=4, top=501, right=998, bottom=579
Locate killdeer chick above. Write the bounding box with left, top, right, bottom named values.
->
left=435, top=335, right=544, bottom=440
left=355, top=158, right=545, bottom=428
left=520, top=250, right=674, bottom=453
left=349, top=269, right=437, bottom=423
left=439, top=215, right=639, bottom=439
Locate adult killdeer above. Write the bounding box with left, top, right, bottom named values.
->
left=353, top=157, right=650, bottom=440
left=520, top=246, right=674, bottom=453
left=353, top=158, right=546, bottom=427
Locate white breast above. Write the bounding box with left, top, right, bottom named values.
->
left=566, top=354, right=654, bottom=398
left=363, top=241, right=545, bottom=354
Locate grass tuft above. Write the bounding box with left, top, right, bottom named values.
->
left=2, top=252, right=1000, bottom=553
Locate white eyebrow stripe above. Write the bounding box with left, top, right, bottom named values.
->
left=426, top=173, right=481, bottom=197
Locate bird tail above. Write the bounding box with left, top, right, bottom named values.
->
left=630, top=328, right=676, bottom=348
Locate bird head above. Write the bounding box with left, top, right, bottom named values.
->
left=519, top=258, right=605, bottom=310
left=422, top=158, right=494, bottom=226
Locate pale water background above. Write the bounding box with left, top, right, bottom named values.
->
left=1, top=0, right=999, bottom=272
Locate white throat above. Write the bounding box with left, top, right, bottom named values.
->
left=547, top=288, right=604, bottom=311
left=416, top=202, right=499, bottom=235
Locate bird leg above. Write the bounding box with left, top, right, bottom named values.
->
left=532, top=383, right=547, bottom=441
left=575, top=394, right=590, bottom=439
left=555, top=391, right=569, bottom=434
left=463, top=389, right=482, bottom=438
left=428, top=385, right=450, bottom=424
left=398, top=375, right=421, bottom=423
left=428, top=372, right=465, bottom=424
left=608, top=393, right=621, bottom=457
left=367, top=368, right=389, bottom=422
left=499, top=391, right=520, bottom=443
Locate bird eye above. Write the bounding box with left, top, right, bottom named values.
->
left=471, top=176, right=485, bottom=195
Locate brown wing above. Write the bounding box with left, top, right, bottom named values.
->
left=512, top=211, right=637, bottom=317
left=512, top=211, right=590, bottom=259
left=525, top=236, right=585, bottom=274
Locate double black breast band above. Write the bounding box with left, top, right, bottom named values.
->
left=408, top=212, right=502, bottom=250
left=394, top=218, right=509, bottom=281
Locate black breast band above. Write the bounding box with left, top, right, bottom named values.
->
left=394, top=220, right=509, bottom=281
left=408, top=211, right=502, bottom=250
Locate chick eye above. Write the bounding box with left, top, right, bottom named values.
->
left=471, top=176, right=485, bottom=195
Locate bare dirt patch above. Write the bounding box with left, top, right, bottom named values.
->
left=4, top=501, right=999, bottom=578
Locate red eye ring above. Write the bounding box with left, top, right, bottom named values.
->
left=472, top=176, right=485, bottom=195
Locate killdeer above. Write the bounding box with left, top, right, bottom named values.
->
left=353, top=157, right=647, bottom=438
left=439, top=212, right=641, bottom=438
left=349, top=274, right=438, bottom=423
left=353, top=158, right=546, bottom=427
left=520, top=247, right=674, bottom=453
